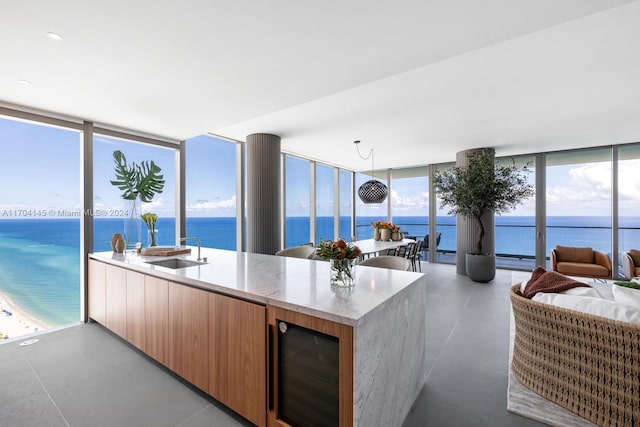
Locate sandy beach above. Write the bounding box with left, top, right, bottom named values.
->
left=0, top=292, right=50, bottom=340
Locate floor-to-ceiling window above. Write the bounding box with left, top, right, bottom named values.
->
left=390, top=167, right=429, bottom=239
left=285, top=155, right=311, bottom=247
left=434, top=162, right=457, bottom=262
left=0, top=116, right=81, bottom=339
left=315, top=163, right=334, bottom=244
left=354, top=172, right=387, bottom=240
left=185, top=135, right=237, bottom=250
left=545, top=148, right=612, bottom=268
left=617, top=144, right=640, bottom=267
left=339, top=170, right=353, bottom=240
left=93, top=135, right=176, bottom=251
left=495, top=155, right=536, bottom=270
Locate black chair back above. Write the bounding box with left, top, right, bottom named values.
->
left=423, top=232, right=442, bottom=251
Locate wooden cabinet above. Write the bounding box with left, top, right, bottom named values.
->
left=125, top=270, right=145, bottom=351
left=88, top=259, right=106, bottom=325
left=144, top=275, right=168, bottom=365
left=209, top=294, right=266, bottom=427
left=267, top=306, right=353, bottom=427
left=105, top=264, right=127, bottom=338
left=88, top=259, right=268, bottom=426
left=168, top=282, right=209, bottom=392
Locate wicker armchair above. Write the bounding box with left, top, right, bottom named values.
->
left=510, top=285, right=640, bottom=426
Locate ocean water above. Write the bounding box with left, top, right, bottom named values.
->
left=1, top=216, right=638, bottom=326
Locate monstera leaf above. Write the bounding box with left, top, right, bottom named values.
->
left=110, top=150, right=138, bottom=200
left=136, top=160, right=165, bottom=202
left=110, top=150, right=165, bottom=202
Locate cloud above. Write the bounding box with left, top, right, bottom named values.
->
left=545, top=160, right=640, bottom=215
left=187, top=196, right=236, bottom=213
left=385, top=190, right=428, bottom=217
left=142, top=197, right=165, bottom=210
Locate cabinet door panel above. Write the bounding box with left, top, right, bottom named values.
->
left=88, top=260, right=106, bottom=325
left=144, top=276, right=168, bottom=365
left=125, top=270, right=145, bottom=350
left=168, top=282, right=208, bottom=391
left=209, top=294, right=266, bottom=427
left=105, top=264, right=127, bottom=338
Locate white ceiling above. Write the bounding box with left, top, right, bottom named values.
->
left=1, top=0, right=639, bottom=171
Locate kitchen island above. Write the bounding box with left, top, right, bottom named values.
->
left=89, top=247, right=427, bottom=427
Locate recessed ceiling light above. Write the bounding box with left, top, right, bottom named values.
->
left=46, top=32, right=63, bottom=40
left=18, top=79, right=32, bottom=85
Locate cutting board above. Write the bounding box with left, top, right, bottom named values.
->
left=141, top=247, right=192, bottom=256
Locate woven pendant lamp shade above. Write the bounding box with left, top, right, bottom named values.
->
left=358, top=179, right=388, bottom=204
left=354, top=140, right=387, bottom=204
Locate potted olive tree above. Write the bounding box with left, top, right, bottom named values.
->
left=433, top=150, right=533, bottom=282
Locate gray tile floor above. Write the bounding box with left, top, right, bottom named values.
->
left=0, top=263, right=545, bottom=427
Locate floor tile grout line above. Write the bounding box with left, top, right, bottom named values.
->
left=20, top=349, right=71, bottom=427
left=424, top=279, right=478, bottom=382
left=174, top=403, right=213, bottom=427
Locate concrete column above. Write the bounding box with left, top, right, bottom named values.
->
left=246, top=133, right=281, bottom=254
left=455, top=148, right=495, bottom=275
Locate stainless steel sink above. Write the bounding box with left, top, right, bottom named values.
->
left=145, top=259, right=206, bottom=269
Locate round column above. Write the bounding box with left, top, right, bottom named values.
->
left=246, top=133, right=281, bottom=254
left=455, top=148, right=495, bottom=275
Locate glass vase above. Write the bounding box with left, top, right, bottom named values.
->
left=147, top=229, right=158, bottom=247
left=330, top=258, right=355, bottom=287
left=124, top=198, right=141, bottom=251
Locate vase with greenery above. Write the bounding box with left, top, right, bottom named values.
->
left=316, top=238, right=362, bottom=287
left=110, top=150, right=165, bottom=248
left=433, top=150, right=533, bottom=281
left=141, top=212, right=158, bottom=246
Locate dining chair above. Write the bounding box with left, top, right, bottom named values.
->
left=407, top=240, right=423, bottom=272
left=422, top=232, right=441, bottom=257
left=275, top=245, right=316, bottom=259
left=358, top=255, right=412, bottom=271
left=394, top=244, right=409, bottom=258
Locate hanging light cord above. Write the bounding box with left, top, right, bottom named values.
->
left=354, top=140, right=375, bottom=177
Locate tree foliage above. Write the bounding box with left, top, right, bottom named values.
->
left=433, top=150, right=534, bottom=255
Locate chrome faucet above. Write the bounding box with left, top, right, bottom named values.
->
left=180, top=237, right=206, bottom=262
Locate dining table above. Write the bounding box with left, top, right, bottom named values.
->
left=352, top=238, right=415, bottom=259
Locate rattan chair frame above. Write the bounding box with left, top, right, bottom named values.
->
left=510, top=284, right=640, bottom=426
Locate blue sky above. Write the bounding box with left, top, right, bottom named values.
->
left=1, top=116, right=638, bottom=219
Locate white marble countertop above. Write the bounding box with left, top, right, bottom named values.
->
left=90, top=247, right=426, bottom=326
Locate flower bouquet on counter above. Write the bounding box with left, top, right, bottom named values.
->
left=141, top=212, right=158, bottom=246
left=316, top=239, right=361, bottom=287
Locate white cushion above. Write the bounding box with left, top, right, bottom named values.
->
left=612, top=284, right=640, bottom=307
left=532, top=293, right=640, bottom=325
left=518, top=279, right=599, bottom=298
left=561, top=286, right=601, bottom=297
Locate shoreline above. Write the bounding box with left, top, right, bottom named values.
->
left=0, top=291, right=51, bottom=340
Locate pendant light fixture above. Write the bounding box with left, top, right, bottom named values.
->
left=354, top=140, right=388, bottom=204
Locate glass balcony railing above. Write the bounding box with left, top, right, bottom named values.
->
left=355, top=220, right=639, bottom=273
